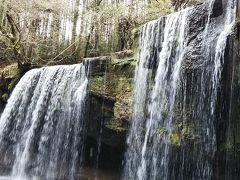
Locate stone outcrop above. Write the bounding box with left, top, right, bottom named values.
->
left=87, top=51, right=135, bottom=149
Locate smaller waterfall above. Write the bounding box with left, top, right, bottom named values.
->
left=123, top=8, right=190, bottom=180
left=122, top=18, right=164, bottom=180
left=137, top=8, right=189, bottom=180
left=203, top=0, right=215, bottom=38
left=0, top=63, right=89, bottom=179
left=212, top=0, right=236, bottom=97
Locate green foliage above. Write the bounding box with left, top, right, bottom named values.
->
left=0, top=0, right=206, bottom=65
left=0, top=0, right=178, bottom=64
left=145, top=0, right=173, bottom=22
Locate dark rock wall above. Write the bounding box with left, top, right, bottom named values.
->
left=212, top=2, right=240, bottom=179
left=176, top=1, right=240, bottom=178
left=214, top=24, right=240, bottom=180
left=84, top=53, right=135, bottom=170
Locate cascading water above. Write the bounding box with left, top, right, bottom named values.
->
left=0, top=63, right=89, bottom=179
left=203, top=0, right=215, bottom=39
left=138, top=8, right=189, bottom=180
left=123, top=8, right=190, bottom=180
left=212, top=0, right=236, bottom=99
left=123, top=0, right=237, bottom=179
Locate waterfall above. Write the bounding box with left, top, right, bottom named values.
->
left=123, top=8, right=190, bottom=180
left=123, top=0, right=237, bottom=179
left=0, top=63, right=89, bottom=179
left=212, top=0, right=236, bottom=101
left=203, top=0, right=215, bottom=39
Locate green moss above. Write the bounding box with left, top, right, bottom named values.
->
left=90, top=73, right=117, bottom=98
left=89, top=53, right=135, bottom=132
left=0, top=63, right=21, bottom=95
left=90, top=76, right=105, bottom=93
left=130, top=59, right=137, bottom=66
left=170, top=133, right=181, bottom=146
left=158, top=127, right=168, bottom=137
left=2, top=93, right=9, bottom=101
left=114, top=76, right=133, bottom=122
left=105, top=121, right=126, bottom=132
left=8, top=76, right=20, bottom=91
left=8, top=67, right=20, bottom=78
left=8, top=68, right=20, bottom=91
left=131, top=26, right=140, bottom=50
left=157, top=122, right=199, bottom=146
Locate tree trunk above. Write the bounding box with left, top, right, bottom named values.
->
left=72, top=0, right=80, bottom=43
left=84, top=25, right=94, bottom=57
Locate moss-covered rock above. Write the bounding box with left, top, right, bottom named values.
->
left=170, top=133, right=181, bottom=146
left=89, top=56, right=135, bottom=133
left=0, top=63, right=20, bottom=104
left=88, top=52, right=136, bottom=148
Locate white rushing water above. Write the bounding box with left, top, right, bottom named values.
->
left=137, top=8, right=189, bottom=180
left=122, top=19, right=160, bottom=180
left=123, top=0, right=237, bottom=179
left=123, top=8, right=190, bottom=180
left=203, top=0, right=215, bottom=39
left=212, top=0, right=236, bottom=107
left=0, top=63, right=89, bottom=179
left=204, top=0, right=237, bottom=175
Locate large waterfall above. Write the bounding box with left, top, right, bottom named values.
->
left=123, top=0, right=236, bottom=179
left=0, top=63, right=89, bottom=179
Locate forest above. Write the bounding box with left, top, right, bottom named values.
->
left=0, top=0, right=202, bottom=66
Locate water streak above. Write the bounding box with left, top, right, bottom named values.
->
left=0, top=63, right=89, bottom=179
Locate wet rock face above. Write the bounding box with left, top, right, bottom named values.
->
left=0, top=64, right=20, bottom=106
left=176, top=2, right=240, bottom=179
left=181, top=4, right=240, bottom=172
left=88, top=93, right=126, bottom=148
left=212, top=0, right=223, bottom=17
left=184, top=3, right=208, bottom=71
left=238, top=0, right=240, bottom=18
left=83, top=53, right=135, bottom=171
left=87, top=53, right=135, bottom=149
left=0, top=104, right=4, bottom=115
left=84, top=56, right=111, bottom=75
left=214, top=28, right=240, bottom=180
